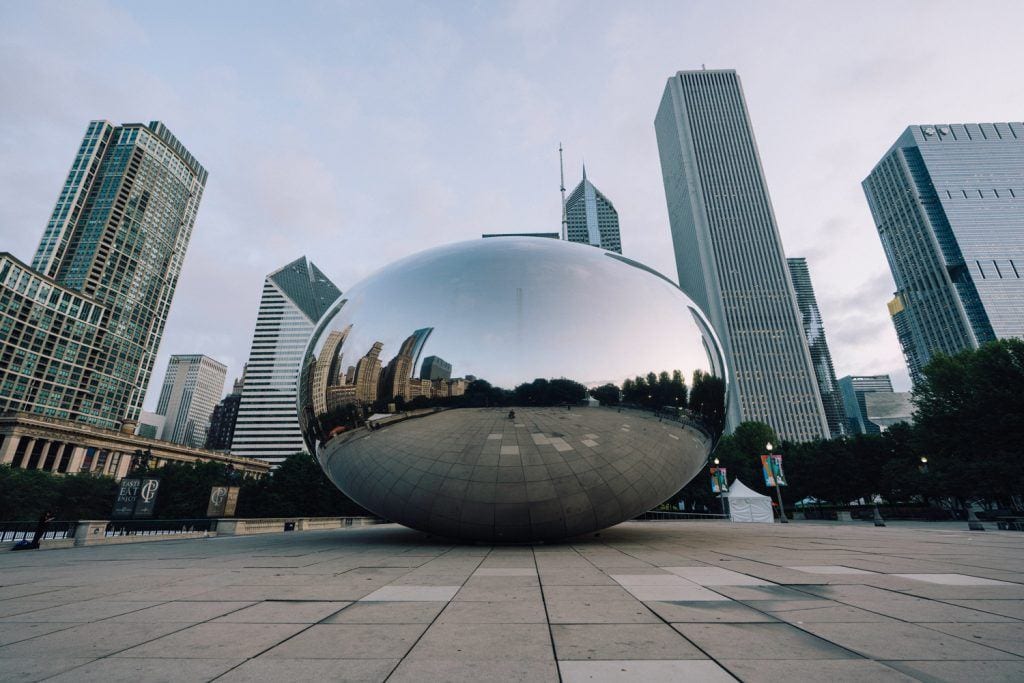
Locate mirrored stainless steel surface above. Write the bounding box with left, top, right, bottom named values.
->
left=299, top=237, right=727, bottom=542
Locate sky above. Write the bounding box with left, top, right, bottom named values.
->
left=2, top=0, right=1023, bottom=409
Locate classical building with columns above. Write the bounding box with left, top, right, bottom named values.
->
left=0, top=411, right=270, bottom=481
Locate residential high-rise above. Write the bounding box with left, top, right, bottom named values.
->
left=864, top=123, right=1024, bottom=384
left=231, top=257, right=341, bottom=464
left=655, top=69, right=829, bottom=441
left=787, top=258, right=846, bottom=439
left=838, top=374, right=894, bottom=435
left=154, top=354, right=226, bottom=447
left=0, top=121, right=206, bottom=431
left=564, top=167, right=622, bottom=253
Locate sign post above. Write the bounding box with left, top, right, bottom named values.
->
left=761, top=446, right=788, bottom=524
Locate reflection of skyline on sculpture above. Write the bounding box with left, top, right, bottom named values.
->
left=298, top=237, right=728, bottom=541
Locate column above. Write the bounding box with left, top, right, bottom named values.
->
left=26, top=439, right=48, bottom=469
left=13, top=438, right=35, bottom=468
left=57, top=443, right=74, bottom=473
left=0, top=434, right=19, bottom=465
left=67, top=445, right=87, bottom=473
left=42, top=442, right=61, bottom=471
left=113, top=452, right=132, bottom=480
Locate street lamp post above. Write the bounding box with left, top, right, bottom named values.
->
left=714, top=457, right=727, bottom=518
left=766, top=442, right=787, bottom=523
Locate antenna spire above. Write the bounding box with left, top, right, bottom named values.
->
left=559, top=143, right=568, bottom=241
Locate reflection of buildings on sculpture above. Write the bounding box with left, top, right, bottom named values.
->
left=353, top=342, right=384, bottom=403
left=379, top=328, right=433, bottom=402
left=421, top=355, right=452, bottom=380
left=311, top=326, right=350, bottom=418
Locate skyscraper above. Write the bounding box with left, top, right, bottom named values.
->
left=838, top=374, right=894, bottom=435
left=0, top=121, right=206, bottom=430
left=655, top=69, right=828, bottom=441
left=863, top=123, right=1024, bottom=384
left=787, top=258, right=846, bottom=439
left=155, top=354, right=226, bottom=447
left=231, top=257, right=341, bottom=464
left=205, top=370, right=246, bottom=452
left=564, top=167, right=622, bottom=253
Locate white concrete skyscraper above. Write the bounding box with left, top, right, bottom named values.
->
left=564, top=167, right=622, bottom=253
left=655, top=69, right=829, bottom=441
left=154, top=354, right=227, bottom=447
left=231, top=257, right=340, bottom=465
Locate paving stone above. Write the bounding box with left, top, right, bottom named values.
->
left=894, top=573, right=1018, bottom=586
left=647, top=600, right=778, bottom=623
left=45, top=657, right=243, bottom=682
left=217, top=658, right=398, bottom=682
left=0, top=622, right=78, bottom=647
left=437, top=599, right=547, bottom=623
left=360, top=585, right=459, bottom=602
left=719, top=658, right=918, bottom=682
left=920, top=622, right=1024, bottom=657
left=262, top=624, right=426, bottom=659
left=104, top=600, right=255, bottom=622
left=388, top=658, right=559, bottom=682
left=213, top=600, right=350, bottom=623
left=113, top=622, right=308, bottom=659
left=406, top=622, right=553, bottom=661
left=324, top=601, right=447, bottom=624
left=552, top=624, right=705, bottom=660
left=0, top=600, right=163, bottom=623
left=674, top=622, right=857, bottom=660
left=797, top=621, right=1022, bottom=660
left=788, top=566, right=877, bottom=575
left=0, top=657, right=95, bottom=682
left=0, top=620, right=187, bottom=659
left=663, top=567, right=775, bottom=585
left=559, top=659, right=734, bottom=682
left=884, top=660, right=1024, bottom=682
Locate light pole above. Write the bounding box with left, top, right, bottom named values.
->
left=766, top=442, right=788, bottom=523
left=714, top=457, right=727, bottom=518
left=918, top=456, right=929, bottom=474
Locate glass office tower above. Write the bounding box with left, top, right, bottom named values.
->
left=564, top=167, right=622, bottom=253
left=231, top=257, right=341, bottom=465
left=655, top=69, right=829, bottom=441
left=864, top=123, right=1024, bottom=383
left=787, top=258, right=846, bottom=438
left=1, top=121, right=206, bottom=430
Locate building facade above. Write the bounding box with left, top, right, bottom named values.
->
left=564, top=168, right=622, bottom=253
left=654, top=69, right=829, bottom=441
left=787, top=258, right=846, bottom=438
left=864, top=123, right=1024, bottom=384
left=231, top=257, right=341, bottom=465
left=0, top=411, right=268, bottom=481
left=154, top=354, right=226, bottom=447
left=421, top=355, right=452, bottom=381
left=838, top=374, right=894, bottom=435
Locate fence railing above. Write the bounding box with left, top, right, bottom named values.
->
left=105, top=518, right=215, bottom=537
left=0, top=520, right=77, bottom=543
left=633, top=510, right=728, bottom=521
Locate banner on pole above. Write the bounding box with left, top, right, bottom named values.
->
left=761, top=455, right=786, bottom=487
left=710, top=467, right=728, bottom=493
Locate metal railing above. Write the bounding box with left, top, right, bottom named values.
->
left=105, top=518, right=214, bottom=537
left=633, top=510, right=728, bottom=521
left=0, top=520, right=77, bottom=543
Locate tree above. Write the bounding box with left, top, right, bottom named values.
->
left=913, top=339, right=1024, bottom=507
left=236, top=452, right=366, bottom=518
left=589, top=383, right=620, bottom=406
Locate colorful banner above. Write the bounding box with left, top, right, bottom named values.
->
left=710, top=467, right=728, bottom=493
left=761, top=455, right=786, bottom=487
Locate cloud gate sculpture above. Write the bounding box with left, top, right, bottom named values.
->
left=299, top=237, right=727, bottom=542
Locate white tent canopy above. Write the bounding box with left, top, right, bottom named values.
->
left=726, top=479, right=774, bottom=523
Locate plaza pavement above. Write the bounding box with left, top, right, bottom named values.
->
left=1, top=521, right=1022, bottom=682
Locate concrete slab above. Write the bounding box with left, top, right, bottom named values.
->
left=720, top=658, right=918, bottom=682
left=45, top=657, right=243, bottom=682
left=261, top=624, right=426, bottom=659
left=663, top=567, right=776, bottom=586
left=894, top=573, right=1018, bottom=586
left=551, top=624, right=705, bottom=660
left=673, top=622, right=858, bottom=660
left=559, top=659, right=734, bottom=682
left=112, top=622, right=308, bottom=659
left=217, top=658, right=398, bottom=683
left=213, top=600, right=350, bottom=623
left=324, top=601, right=446, bottom=624
left=797, top=621, right=1022, bottom=660
left=359, top=585, right=459, bottom=602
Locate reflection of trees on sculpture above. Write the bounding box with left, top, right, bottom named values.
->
left=689, top=369, right=726, bottom=435
left=513, top=378, right=586, bottom=406
left=621, top=370, right=687, bottom=409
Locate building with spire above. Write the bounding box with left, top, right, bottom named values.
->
left=0, top=120, right=207, bottom=431
left=654, top=69, right=829, bottom=442
left=231, top=257, right=341, bottom=465
left=564, top=166, right=622, bottom=253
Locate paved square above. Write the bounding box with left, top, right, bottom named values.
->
left=1, top=520, right=1022, bottom=681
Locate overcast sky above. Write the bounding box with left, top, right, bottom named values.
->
left=3, top=0, right=1023, bottom=408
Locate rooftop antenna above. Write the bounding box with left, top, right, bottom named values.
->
left=559, top=143, right=568, bottom=241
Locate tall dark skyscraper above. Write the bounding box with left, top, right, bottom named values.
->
left=564, top=167, right=622, bottom=253
left=787, top=258, right=846, bottom=439
left=863, top=123, right=1024, bottom=384
left=654, top=69, right=828, bottom=442
left=0, top=121, right=206, bottom=430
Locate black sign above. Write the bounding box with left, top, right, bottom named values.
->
left=112, top=477, right=161, bottom=518
left=113, top=478, right=142, bottom=518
